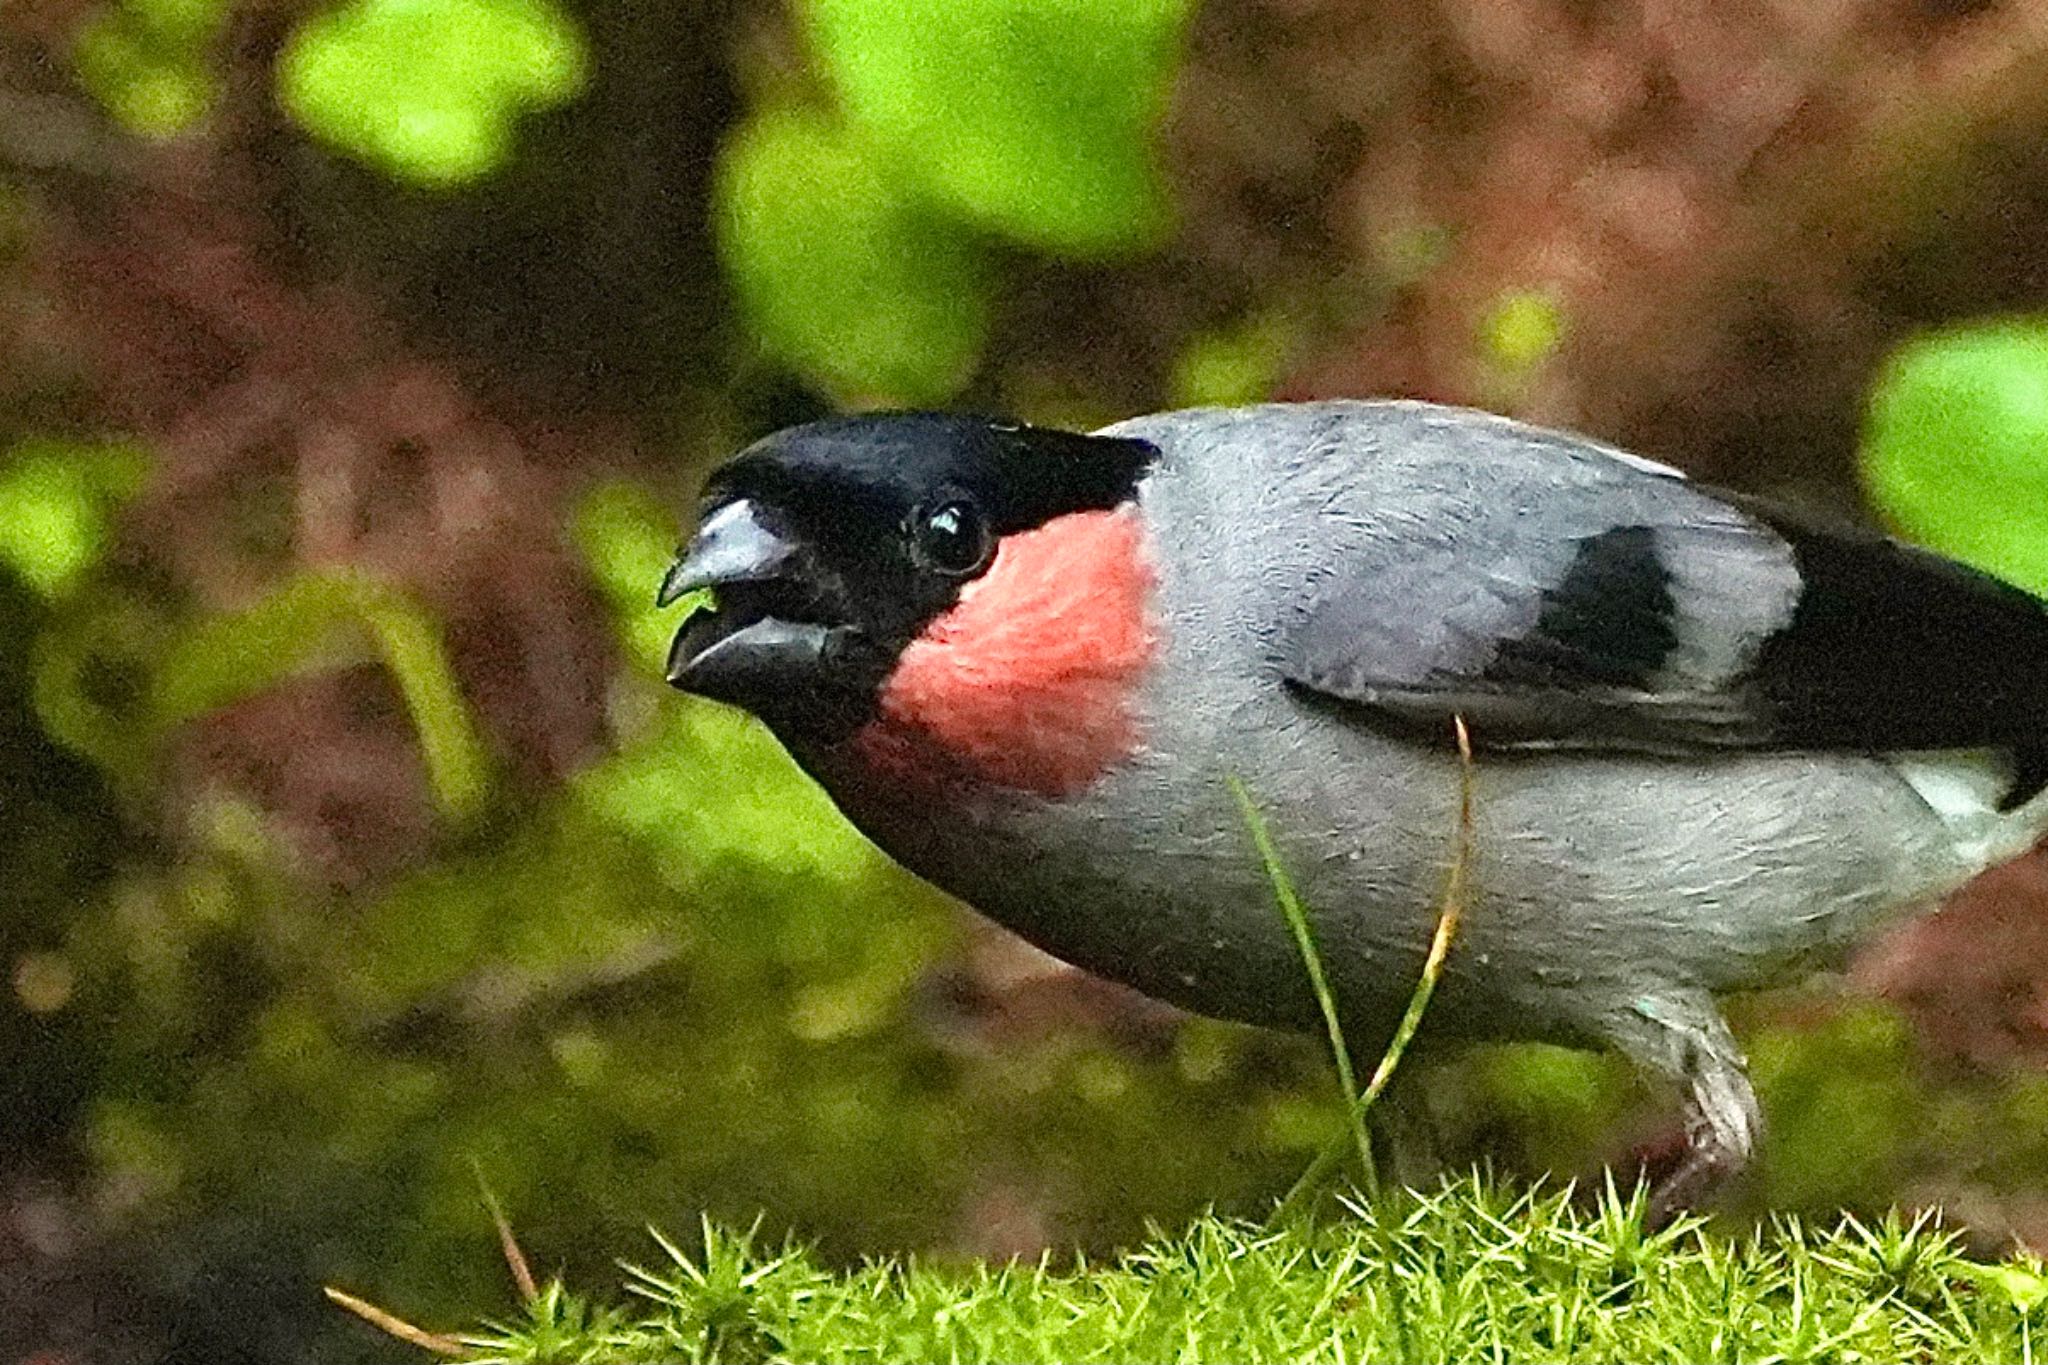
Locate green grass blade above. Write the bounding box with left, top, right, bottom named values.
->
left=1228, top=770, right=1415, bottom=1361
left=1226, top=773, right=1376, bottom=1197
left=1269, top=715, right=1476, bottom=1223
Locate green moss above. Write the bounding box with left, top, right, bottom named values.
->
left=412, top=1178, right=2048, bottom=1363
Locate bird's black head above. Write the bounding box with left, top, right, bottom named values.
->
left=661, top=413, right=1157, bottom=743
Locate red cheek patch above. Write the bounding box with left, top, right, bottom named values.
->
left=854, top=504, right=1158, bottom=797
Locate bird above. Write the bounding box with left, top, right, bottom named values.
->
left=659, top=398, right=2048, bottom=1204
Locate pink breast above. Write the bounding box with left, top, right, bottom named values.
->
left=854, top=504, right=1158, bottom=798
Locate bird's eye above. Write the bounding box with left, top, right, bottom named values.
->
left=911, top=498, right=993, bottom=577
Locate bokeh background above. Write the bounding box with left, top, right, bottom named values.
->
left=14, top=0, right=2048, bottom=1359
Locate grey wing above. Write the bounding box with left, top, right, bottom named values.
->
left=1280, top=457, right=1800, bottom=752
left=1266, top=404, right=2048, bottom=768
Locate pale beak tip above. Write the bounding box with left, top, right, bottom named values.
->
left=656, top=558, right=699, bottom=609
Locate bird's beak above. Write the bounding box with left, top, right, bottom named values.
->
left=657, top=498, right=795, bottom=607
left=661, top=500, right=852, bottom=709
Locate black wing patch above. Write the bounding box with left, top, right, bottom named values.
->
left=1486, top=527, right=1679, bottom=692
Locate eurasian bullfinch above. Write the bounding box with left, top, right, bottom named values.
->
left=663, top=400, right=2048, bottom=1202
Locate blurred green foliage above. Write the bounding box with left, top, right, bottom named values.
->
left=160, top=572, right=494, bottom=816
left=715, top=109, right=994, bottom=407
left=279, top=0, right=587, bottom=185
left=1171, top=310, right=1300, bottom=409
left=804, top=0, right=1189, bottom=257
left=1863, top=319, right=2048, bottom=594
left=0, top=438, right=147, bottom=599
left=1481, top=288, right=1566, bottom=374
left=108, top=0, right=1200, bottom=406
left=73, top=0, right=226, bottom=136
left=28, top=554, right=488, bottom=815
left=716, top=0, right=1193, bottom=406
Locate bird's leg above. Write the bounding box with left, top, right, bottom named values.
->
left=1620, top=995, right=1761, bottom=1222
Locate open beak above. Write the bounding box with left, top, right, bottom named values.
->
left=661, top=499, right=851, bottom=706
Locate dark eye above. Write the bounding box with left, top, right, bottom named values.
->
left=911, top=498, right=993, bottom=577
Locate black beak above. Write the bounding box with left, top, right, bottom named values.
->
left=661, top=499, right=854, bottom=708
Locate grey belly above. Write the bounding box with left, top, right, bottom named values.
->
left=814, top=698, right=1969, bottom=1052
